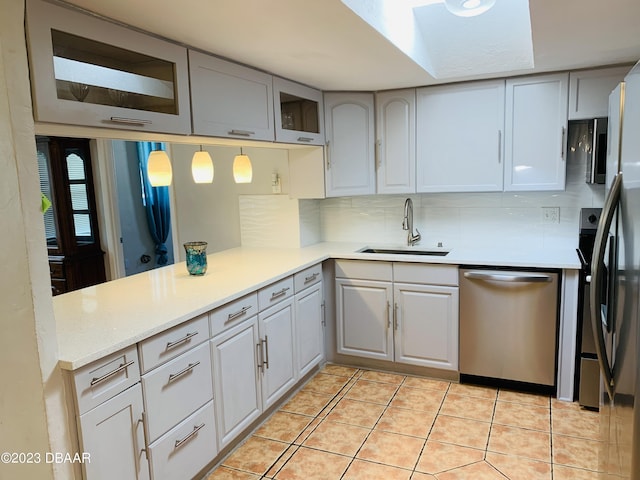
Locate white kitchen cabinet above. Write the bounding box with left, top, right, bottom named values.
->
left=25, top=0, right=191, bottom=134
left=324, top=92, right=376, bottom=197
left=416, top=80, right=505, bottom=192
left=294, top=264, right=324, bottom=377
left=79, top=384, right=149, bottom=480
left=504, top=73, right=569, bottom=191
left=210, top=314, right=261, bottom=449
left=274, top=77, right=325, bottom=145
left=258, top=296, right=297, bottom=409
left=147, top=401, right=216, bottom=480
left=335, top=260, right=459, bottom=371
left=375, top=89, right=416, bottom=194
left=189, top=50, right=274, bottom=141
left=393, top=283, right=458, bottom=370
left=568, top=66, right=629, bottom=120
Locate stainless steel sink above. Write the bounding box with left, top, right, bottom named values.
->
left=358, top=247, right=449, bottom=256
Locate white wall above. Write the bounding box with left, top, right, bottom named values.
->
left=0, top=1, right=73, bottom=478
left=319, top=148, right=605, bottom=250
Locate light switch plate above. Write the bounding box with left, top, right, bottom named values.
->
left=542, top=207, right=560, bottom=224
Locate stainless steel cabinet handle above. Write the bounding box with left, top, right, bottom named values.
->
left=394, top=302, right=399, bottom=331
left=90, top=360, right=135, bottom=386
left=262, top=336, right=269, bottom=370
left=256, top=342, right=263, bottom=372
left=109, top=117, right=152, bottom=126
left=375, top=139, right=382, bottom=169
left=498, top=130, right=502, bottom=164
left=325, top=140, right=331, bottom=169
left=166, top=331, right=198, bottom=350
left=386, top=300, right=391, bottom=329
left=227, top=305, right=252, bottom=322
left=174, top=423, right=205, bottom=449
left=463, top=271, right=553, bottom=283
left=304, top=272, right=320, bottom=283
left=297, top=136, right=313, bottom=142
left=270, top=287, right=290, bottom=300
left=561, top=126, right=566, bottom=160
left=168, top=361, right=200, bottom=383
left=228, top=129, right=255, bottom=136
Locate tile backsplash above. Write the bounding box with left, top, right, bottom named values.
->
left=240, top=152, right=604, bottom=251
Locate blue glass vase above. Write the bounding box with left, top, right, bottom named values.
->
left=184, top=241, right=208, bottom=275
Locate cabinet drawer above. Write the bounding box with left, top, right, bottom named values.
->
left=73, top=345, right=140, bottom=415
left=210, top=292, right=258, bottom=337
left=294, top=264, right=322, bottom=293
left=139, top=314, right=209, bottom=373
left=148, top=401, right=216, bottom=480
left=49, top=261, right=65, bottom=278
left=142, top=342, right=213, bottom=442
left=258, top=276, right=294, bottom=311
left=393, top=263, right=459, bottom=286
left=335, top=260, right=393, bottom=281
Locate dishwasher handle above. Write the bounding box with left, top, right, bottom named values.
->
left=463, top=271, right=553, bottom=283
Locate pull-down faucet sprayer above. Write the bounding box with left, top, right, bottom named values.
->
left=402, top=198, right=421, bottom=246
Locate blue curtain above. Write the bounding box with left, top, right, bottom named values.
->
left=137, top=142, right=171, bottom=266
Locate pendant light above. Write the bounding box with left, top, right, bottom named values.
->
left=191, top=146, right=214, bottom=184
left=233, top=147, right=253, bottom=184
left=444, top=0, right=496, bottom=17
left=147, top=150, right=172, bottom=186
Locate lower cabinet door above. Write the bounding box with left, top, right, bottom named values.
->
left=148, top=401, right=216, bottom=480
left=79, top=383, right=149, bottom=480
left=393, top=283, right=459, bottom=370
left=211, top=317, right=262, bottom=448
left=259, top=297, right=297, bottom=409
left=295, top=282, right=324, bottom=377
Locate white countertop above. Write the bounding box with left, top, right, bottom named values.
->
left=53, top=242, right=581, bottom=370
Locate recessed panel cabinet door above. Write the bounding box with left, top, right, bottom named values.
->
left=210, top=317, right=261, bottom=449
left=79, top=384, right=149, bottom=480
left=504, top=73, right=569, bottom=191
left=376, top=89, right=416, bottom=194
left=335, top=278, right=393, bottom=361
left=416, top=80, right=505, bottom=192
left=393, top=283, right=459, bottom=371
left=324, top=92, right=376, bottom=197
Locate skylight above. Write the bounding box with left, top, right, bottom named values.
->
left=341, top=0, right=533, bottom=80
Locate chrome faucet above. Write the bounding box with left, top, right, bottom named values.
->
left=402, top=198, right=421, bottom=246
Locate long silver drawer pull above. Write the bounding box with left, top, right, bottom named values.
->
left=262, top=336, right=269, bottom=369
left=463, top=271, right=553, bottom=283
left=386, top=300, right=391, bottom=329
left=168, top=361, right=200, bottom=383
left=228, top=129, right=255, bottom=136
left=166, top=331, right=198, bottom=350
left=297, top=136, right=313, bottom=142
left=270, top=287, right=290, bottom=300
left=304, top=273, right=320, bottom=283
left=90, top=360, right=135, bottom=386
left=174, top=423, right=205, bottom=449
left=561, top=127, right=566, bottom=160
left=227, top=305, right=252, bottom=322
left=326, top=140, right=331, bottom=169
left=394, top=302, right=399, bottom=330
left=109, top=117, right=152, bottom=126
left=257, top=342, right=263, bottom=372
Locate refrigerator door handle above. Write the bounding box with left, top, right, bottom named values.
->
left=590, top=172, right=622, bottom=397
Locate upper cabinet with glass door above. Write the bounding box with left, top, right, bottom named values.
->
left=25, top=0, right=191, bottom=134
left=273, top=77, right=325, bottom=145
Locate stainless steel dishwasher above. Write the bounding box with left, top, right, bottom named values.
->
left=459, top=268, right=560, bottom=387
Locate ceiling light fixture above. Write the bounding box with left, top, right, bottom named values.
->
left=147, top=150, right=173, bottom=187
left=444, top=0, right=496, bottom=17
left=233, top=147, right=253, bottom=184
left=191, top=146, right=214, bottom=184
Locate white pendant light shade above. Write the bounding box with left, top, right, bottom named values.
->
left=444, top=0, right=496, bottom=17
left=233, top=149, right=253, bottom=184
left=147, top=150, right=173, bottom=186
left=191, top=150, right=214, bottom=183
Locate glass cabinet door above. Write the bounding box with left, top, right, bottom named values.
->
left=26, top=0, right=191, bottom=134
left=273, top=77, right=325, bottom=145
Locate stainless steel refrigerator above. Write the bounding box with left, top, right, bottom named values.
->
left=591, top=63, right=640, bottom=479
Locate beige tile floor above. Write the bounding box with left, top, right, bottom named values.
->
left=206, top=364, right=602, bottom=480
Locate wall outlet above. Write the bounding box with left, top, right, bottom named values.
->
left=542, top=207, right=560, bottom=224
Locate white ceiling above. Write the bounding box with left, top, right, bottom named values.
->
left=61, top=0, right=640, bottom=91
